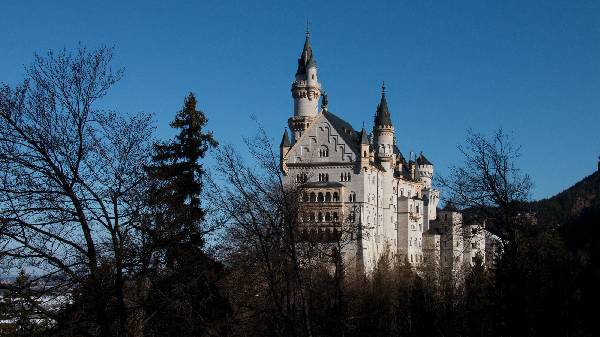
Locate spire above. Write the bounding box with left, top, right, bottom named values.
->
left=281, top=129, right=291, bottom=147
left=296, top=29, right=316, bottom=76
left=374, top=82, right=393, bottom=128
left=359, top=128, right=370, bottom=145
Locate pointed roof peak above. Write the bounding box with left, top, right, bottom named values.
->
left=359, top=128, right=370, bottom=145
left=281, top=129, right=291, bottom=147
left=296, top=29, right=316, bottom=76
left=374, top=83, right=393, bottom=128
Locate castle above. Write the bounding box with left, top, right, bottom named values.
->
left=280, top=32, right=498, bottom=274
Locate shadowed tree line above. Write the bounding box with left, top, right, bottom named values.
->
left=0, top=46, right=599, bottom=337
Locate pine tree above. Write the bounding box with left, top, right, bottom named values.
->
left=143, top=93, right=229, bottom=336
left=146, top=92, right=218, bottom=260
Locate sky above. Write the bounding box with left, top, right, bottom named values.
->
left=1, top=0, right=599, bottom=200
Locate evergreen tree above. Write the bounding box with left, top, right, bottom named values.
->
left=143, top=93, right=229, bottom=336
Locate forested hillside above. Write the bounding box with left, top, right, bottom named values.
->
left=531, top=169, right=599, bottom=225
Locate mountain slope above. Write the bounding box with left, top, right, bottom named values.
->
left=532, top=170, right=600, bottom=225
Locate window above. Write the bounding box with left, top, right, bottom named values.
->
left=325, top=212, right=331, bottom=221
left=416, top=205, right=419, bottom=213
left=318, top=173, right=329, bottom=182
left=340, top=172, right=352, bottom=182
left=349, top=192, right=356, bottom=202
left=295, top=173, right=307, bottom=183
left=348, top=212, right=356, bottom=223
left=318, top=212, right=323, bottom=222
left=319, top=146, right=329, bottom=157
left=471, top=242, right=477, bottom=249
left=333, top=192, right=339, bottom=202
left=310, top=192, right=316, bottom=202
left=325, top=192, right=331, bottom=202
left=333, top=212, right=339, bottom=222
left=318, top=192, right=324, bottom=202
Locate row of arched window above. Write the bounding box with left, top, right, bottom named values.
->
left=295, top=173, right=308, bottom=183
left=302, top=191, right=340, bottom=203
left=318, top=173, right=329, bottom=182
left=299, top=228, right=341, bottom=243
left=302, top=211, right=340, bottom=223
left=340, top=172, right=351, bottom=182
left=319, top=146, right=329, bottom=157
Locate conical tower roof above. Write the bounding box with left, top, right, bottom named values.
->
left=359, top=128, right=370, bottom=145
left=280, top=129, right=291, bottom=147
left=295, top=32, right=316, bottom=76
left=374, top=83, right=393, bottom=128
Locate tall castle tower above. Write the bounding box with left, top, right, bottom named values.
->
left=373, top=84, right=395, bottom=164
left=288, top=30, right=322, bottom=141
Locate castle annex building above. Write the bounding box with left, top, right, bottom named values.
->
left=279, top=32, right=496, bottom=273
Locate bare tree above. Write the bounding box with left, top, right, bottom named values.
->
left=0, top=46, right=153, bottom=337
left=437, top=128, right=532, bottom=246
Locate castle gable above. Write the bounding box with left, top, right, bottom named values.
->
left=287, top=112, right=358, bottom=164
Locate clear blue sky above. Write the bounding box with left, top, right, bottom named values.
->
left=1, top=0, right=599, bottom=199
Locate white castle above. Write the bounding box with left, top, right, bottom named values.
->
left=280, top=32, right=498, bottom=274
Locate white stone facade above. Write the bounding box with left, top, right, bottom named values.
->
left=280, top=33, right=496, bottom=274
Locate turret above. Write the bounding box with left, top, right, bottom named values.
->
left=373, top=83, right=395, bottom=162
left=280, top=129, right=291, bottom=173
left=359, top=128, right=370, bottom=168
left=416, top=152, right=434, bottom=188
left=288, top=30, right=322, bottom=141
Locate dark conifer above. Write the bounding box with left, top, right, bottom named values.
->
left=143, top=93, right=228, bottom=336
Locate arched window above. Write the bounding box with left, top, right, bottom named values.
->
left=363, top=151, right=367, bottom=157
left=318, top=192, right=324, bottom=202
left=310, top=212, right=316, bottom=222
left=325, top=212, right=331, bottom=221
left=333, top=212, right=338, bottom=222
left=310, top=192, right=316, bottom=202
left=318, top=212, right=323, bottom=222
left=333, top=192, right=339, bottom=202
left=302, top=193, right=309, bottom=202
left=325, top=192, right=331, bottom=202
left=319, top=146, right=329, bottom=158
left=348, top=191, right=356, bottom=202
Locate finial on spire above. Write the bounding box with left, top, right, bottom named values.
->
left=305, top=20, right=311, bottom=37
left=381, top=81, right=386, bottom=95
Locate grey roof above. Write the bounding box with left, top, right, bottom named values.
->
left=295, top=34, right=316, bottom=76
left=281, top=129, right=291, bottom=147
left=322, top=111, right=359, bottom=155
left=416, top=152, right=433, bottom=166
left=374, top=90, right=393, bottom=128
left=359, top=128, right=369, bottom=145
